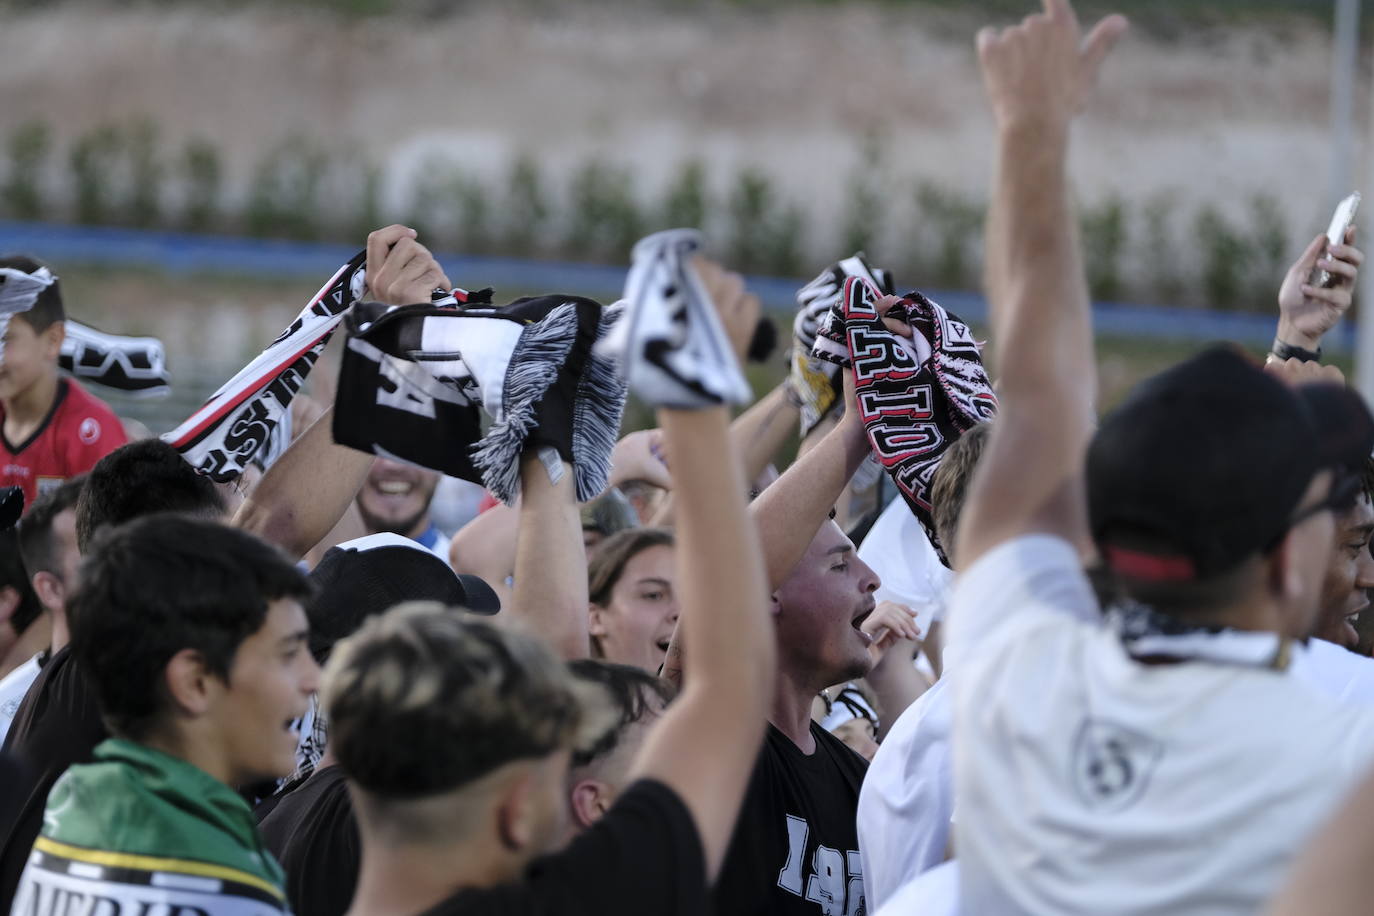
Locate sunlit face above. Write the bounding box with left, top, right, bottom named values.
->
left=589, top=544, right=679, bottom=673
left=355, top=458, right=439, bottom=539
left=212, top=598, right=319, bottom=785
left=0, top=316, right=61, bottom=402
left=772, top=520, right=880, bottom=689
left=1313, top=492, right=1374, bottom=648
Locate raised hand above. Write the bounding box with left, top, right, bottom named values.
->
left=693, top=256, right=761, bottom=367
left=861, top=600, right=923, bottom=664
left=1278, top=226, right=1364, bottom=351
left=976, top=0, right=1128, bottom=132
left=364, top=224, right=451, bottom=306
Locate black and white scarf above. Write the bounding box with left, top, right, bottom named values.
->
left=813, top=276, right=997, bottom=566
left=162, top=252, right=370, bottom=480
left=60, top=321, right=170, bottom=397
left=793, top=254, right=894, bottom=438
left=334, top=294, right=627, bottom=504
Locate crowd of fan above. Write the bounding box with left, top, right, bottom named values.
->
left=3, top=2, right=1374, bottom=913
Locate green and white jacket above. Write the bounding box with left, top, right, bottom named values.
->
left=11, top=738, right=290, bottom=915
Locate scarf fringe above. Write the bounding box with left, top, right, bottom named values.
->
left=573, top=302, right=630, bottom=502
left=471, top=302, right=578, bottom=504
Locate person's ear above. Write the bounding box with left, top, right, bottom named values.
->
left=162, top=649, right=222, bottom=718
left=568, top=778, right=612, bottom=829
left=770, top=592, right=782, bottom=617
left=41, top=321, right=65, bottom=360
left=30, top=571, right=64, bottom=614
left=495, top=768, right=538, bottom=852
left=587, top=605, right=608, bottom=639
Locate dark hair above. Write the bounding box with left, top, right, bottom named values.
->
left=588, top=527, right=675, bottom=607
left=18, top=475, right=85, bottom=581
left=567, top=659, right=676, bottom=769
left=930, top=422, right=993, bottom=562
left=68, top=513, right=311, bottom=739
left=0, top=526, right=40, bottom=635
left=76, top=439, right=225, bottom=553
left=0, top=255, right=63, bottom=332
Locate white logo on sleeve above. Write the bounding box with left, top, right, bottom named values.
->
left=1072, top=719, right=1164, bottom=811
left=77, top=417, right=100, bottom=444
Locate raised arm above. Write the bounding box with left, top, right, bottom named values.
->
left=955, top=0, right=1127, bottom=568
left=628, top=402, right=773, bottom=881
left=1272, top=224, right=1362, bottom=361
left=752, top=373, right=870, bottom=590
left=232, top=225, right=450, bottom=560
left=505, top=455, right=589, bottom=659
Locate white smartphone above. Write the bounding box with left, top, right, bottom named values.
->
left=1315, top=192, right=1361, bottom=288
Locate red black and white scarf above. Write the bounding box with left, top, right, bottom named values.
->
left=813, top=277, right=997, bottom=566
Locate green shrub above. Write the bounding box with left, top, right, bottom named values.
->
left=245, top=135, right=330, bottom=240
left=563, top=158, right=643, bottom=262
left=3, top=120, right=50, bottom=221
left=840, top=134, right=886, bottom=261
left=1194, top=204, right=1251, bottom=310
left=69, top=124, right=124, bottom=225
left=913, top=181, right=984, bottom=289
left=1248, top=192, right=1287, bottom=299
left=125, top=119, right=161, bottom=228
left=1141, top=192, right=1184, bottom=305
left=1081, top=194, right=1128, bottom=301
left=661, top=159, right=709, bottom=233
left=503, top=155, right=550, bottom=255
left=180, top=139, right=222, bottom=232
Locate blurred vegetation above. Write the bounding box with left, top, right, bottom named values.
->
left=0, top=114, right=1314, bottom=312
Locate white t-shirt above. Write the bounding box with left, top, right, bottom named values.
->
left=858, top=497, right=951, bottom=632
left=857, top=675, right=953, bottom=909
left=947, top=535, right=1374, bottom=916
left=1291, top=636, right=1374, bottom=705
left=0, top=653, right=42, bottom=743
left=874, top=859, right=960, bottom=916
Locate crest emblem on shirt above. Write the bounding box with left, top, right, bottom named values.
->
left=78, top=417, right=100, bottom=444
left=1071, top=718, right=1163, bottom=812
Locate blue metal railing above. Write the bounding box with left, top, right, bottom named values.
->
left=0, top=220, right=1346, bottom=350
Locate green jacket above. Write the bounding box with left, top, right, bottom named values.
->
left=11, top=738, right=290, bottom=915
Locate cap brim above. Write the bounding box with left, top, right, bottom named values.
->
left=456, top=574, right=501, bottom=615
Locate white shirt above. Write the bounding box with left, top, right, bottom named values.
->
left=858, top=497, right=951, bottom=633
left=0, top=653, right=42, bottom=744
left=1291, top=636, right=1374, bottom=705
left=947, top=535, right=1374, bottom=916
left=874, top=860, right=960, bottom=916
left=857, top=676, right=953, bottom=909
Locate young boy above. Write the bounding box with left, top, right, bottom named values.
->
left=0, top=256, right=125, bottom=512
left=9, top=514, right=318, bottom=915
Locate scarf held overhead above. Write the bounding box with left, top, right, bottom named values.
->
left=333, top=294, right=627, bottom=504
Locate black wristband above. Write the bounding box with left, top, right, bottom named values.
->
left=1271, top=337, right=1322, bottom=363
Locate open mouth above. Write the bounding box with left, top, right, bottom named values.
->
left=654, top=637, right=672, bottom=654
left=852, top=602, right=875, bottom=646
left=376, top=480, right=415, bottom=496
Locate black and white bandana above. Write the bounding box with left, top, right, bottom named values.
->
left=0, top=265, right=56, bottom=362
left=814, top=276, right=997, bottom=566
left=334, top=294, right=627, bottom=504
left=60, top=320, right=170, bottom=397
left=1110, top=600, right=1291, bottom=670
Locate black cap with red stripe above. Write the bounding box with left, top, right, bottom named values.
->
left=1087, top=345, right=1374, bottom=583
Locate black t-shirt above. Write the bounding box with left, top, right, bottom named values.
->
left=258, top=765, right=359, bottom=916
left=417, top=779, right=705, bottom=916
left=0, top=645, right=106, bottom=910
left=710, top=722, right=869, bottom=916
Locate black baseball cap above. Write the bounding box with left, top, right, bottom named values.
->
left=1087, top=345, right=1374, bottom=583
left=307, top=532, right=500, bottom=663
left=0, top=487, right=22, bottom=530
